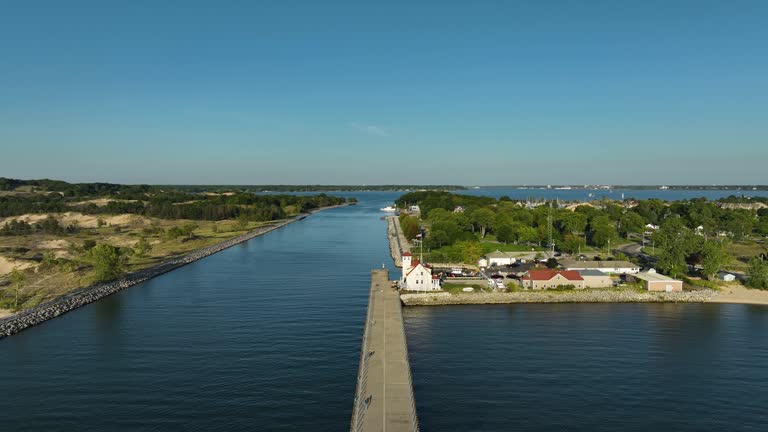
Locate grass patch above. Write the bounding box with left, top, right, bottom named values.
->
left=441, top=283, right=492, bottom=294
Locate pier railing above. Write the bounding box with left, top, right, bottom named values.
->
left=397, top=291, right=420, bottom=432
left=350, top=275, right=377, bottom=432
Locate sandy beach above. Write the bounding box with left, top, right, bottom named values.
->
left=707, top=284, right=768, bottom=305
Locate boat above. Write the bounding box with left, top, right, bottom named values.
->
left=380, top=206, right=397, bottom=212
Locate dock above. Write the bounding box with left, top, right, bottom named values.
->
left=350, top=269, right=419, bottom=432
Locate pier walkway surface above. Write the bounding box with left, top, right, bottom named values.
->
left=351, top=269, right=419, bottom=432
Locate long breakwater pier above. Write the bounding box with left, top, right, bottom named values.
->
left=350, top=269, right=419, bottom=432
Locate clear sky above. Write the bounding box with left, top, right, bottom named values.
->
left=1, top=1, right=766, bottom=185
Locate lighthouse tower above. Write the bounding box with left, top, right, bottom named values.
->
left=401, top=251, right=412, bottom=282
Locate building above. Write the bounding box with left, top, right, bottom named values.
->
left=628, top=271, right=683, bottom=292
left=482, top=250, right=518, bottom=267
left=520, top=269, right=585, bottom=289
left=559, top=260, right=640, bottom=275
left=577, top=269, right=614, bottom=288
left=453, top=206, right=465, bottom=213
left=401, top=252, right=441, bottom=291
left=720, top=273, right=736, bottom=282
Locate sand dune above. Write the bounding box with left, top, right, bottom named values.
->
left=0, top=256, right=36, bottom=276
left=0, top=212, right=150, bottom=229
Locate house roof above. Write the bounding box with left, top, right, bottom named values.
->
left=485, top=250, right=516, bottom=259
left=578, top=269, right=610, bottom=277
left=521, top=269, right=583, bottom=281
left=402, top=251, right=412, bottom=257
left=559, top=260, right=638, bottom=270
left=406, top=260, right=432, bottom=276
left=632, top=272, right=680, bottom=282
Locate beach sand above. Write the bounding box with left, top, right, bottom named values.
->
left=708, top=283, right=768, bottom=305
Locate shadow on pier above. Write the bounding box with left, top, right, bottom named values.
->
left=350, top=269, right=419, bottom=432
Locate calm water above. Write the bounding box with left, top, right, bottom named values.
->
left=404, top=304, right=768, bottom=432
left=0, top=193, right=399, bottom=431
left=1, top=191, right=767, bottom=431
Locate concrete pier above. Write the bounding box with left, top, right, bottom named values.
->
left=351, top=269, right=419, bottom=432
left=387, top=216, right=410, bottom=267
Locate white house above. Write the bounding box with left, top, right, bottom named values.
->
left=401, top=252, right=441, bottom=291
left=483, top=250, right=518, bottom=267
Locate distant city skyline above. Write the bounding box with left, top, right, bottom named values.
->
left=2, top=1, right=766, bottom=184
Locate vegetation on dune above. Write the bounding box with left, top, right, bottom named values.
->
left=747, top=258, right=768, bottom=289
left=0, top=178, right=350, bottom=312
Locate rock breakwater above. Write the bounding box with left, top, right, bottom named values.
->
left=400, top=289, right=718, bottom=306
left=0, top=204, right=349, bottom=339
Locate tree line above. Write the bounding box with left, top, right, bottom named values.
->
left=397, top=191, right=768, bottom=283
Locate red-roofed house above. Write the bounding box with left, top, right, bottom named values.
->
left=401, top=253, right=441, bottom=291
left=520, top=269, right=585, bottom=289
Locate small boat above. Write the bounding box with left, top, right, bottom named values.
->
left=462, top=287, right=475, bottom=292
left=380, top=206, right=397, bottom=212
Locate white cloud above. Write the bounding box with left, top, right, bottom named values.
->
left=349, top=122, right=389, bottom=137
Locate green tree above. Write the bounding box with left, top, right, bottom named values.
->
left=560, top=234, right=583, bottom=254
left=619, top=212, right=645, bottom=238
left=88, top=244, right=126, bottom=282
left=746, top=257, right=768, bottom=289
left=588, top=216, right=618, bottom=248
left=700, top=241, right=729, bottom=281
left=134, top=237, right=152, bottom=258
left=470, top=208, right=495, bottom=238
left=517, top=225, right=538, bottom=245
left=656, top=241, right=687, bottom=278
left=496, top=222, right=514, bottom=244
left=459, top=241, right=484, bottom=264
left=425, top=228, right=450, bottom=248
left=545, top=257, right=558, bottom=269
left=236, top=214, right=249, bottom=230
left=10, top=268, right=25, bottom=311
left=400, top=215, right=420, bottom=240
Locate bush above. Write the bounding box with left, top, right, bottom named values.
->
left=87, top=244, right=126, bottom=282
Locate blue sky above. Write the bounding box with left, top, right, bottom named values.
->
left=1, top=1, right=766, bottom=185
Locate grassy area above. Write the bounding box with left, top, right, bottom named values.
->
left=441, top=283, right=493, bottom=294
left=477, top=241, right=544, bottom=253
left=0, top=215, right=278, bottom=311
left=643, top=239, right=765, bottom=272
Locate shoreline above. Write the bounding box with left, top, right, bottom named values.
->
left=400, top=289, right=719, bottom=306
left=0, top=203, right=352, bottom=339
left=383, top=208, right=768, bottom=308
left=705, top=284, right=768, bottom=306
